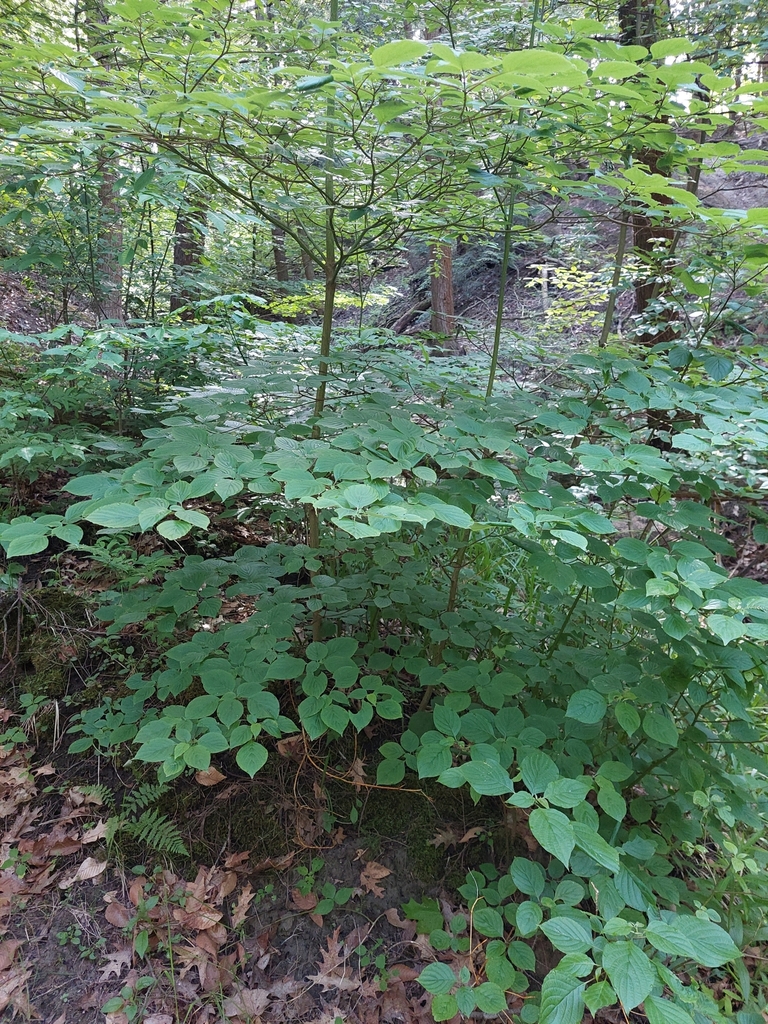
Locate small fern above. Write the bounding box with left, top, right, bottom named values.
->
left=107, top=783, right=187, bottom=857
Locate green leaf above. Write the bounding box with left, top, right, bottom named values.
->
left=539, top=969, right=586, bottom=1024
left=475, top=982, right=507, bottom=1014
left=377, top=758, right=405, bottom=785
left=503, top=49, right=577, bottom=76
left=702, top=354, right=733, bottom=381
left=643, top=712, right=678, bottom=748
left=456, top=759, right=514, bottom=796
left=708, top=614, right=747, bottom=645
left=295, top=74, right=334, bottom=91
left=507, top=941, right=536, bottom=972
left=566, top=690, right=607, bottom=724
left=217, top=697, right=243, bottom=729
left=372, top=39, right=428, bottom=66
left=473, top=907, right=504, bottom=938
left=183, top=744, right=211, bottom=771
left=584, top=981, right=616, bottom=1014
left=529, top=808, right=575, bottom=867
left=6, top=533, right=49, bottom=557
left=52, top=524, right=83, bottom=545
left=418, top=962, right=456, bottom=995
left=602, top=941, right=655, bottom=1009
left=646, top=916, right=740, bottom=967
left=422, top=501, right=473, bottom=528
left=515, top=900, right=543, bottom=937
left=614, top=703, right=640, bottom=736
left=343, top=484, right=380, bottom=509
left=321, top=703, right=349, bottom=734
left=433, top=703, right=461, bottom=737
left=157, top=518, right=193, bottom=539
left=650, top=37, right=692, bottom=58
left=186, top=694, right=219, bottom=719
left=511, top=858, right=546, bottom=897
left=418, top=743, right=452, bottom=778
left=267, top=655, right=306, bottom=680
left=644, top=995, right=695, bottom=1024
left=544, top=777, right=592, bottom=809
left=175, top=508, right=210, bottom=528
left=431, top=994, right=459, bottom=1021
left=236, top=741, right=269, bottom=777
left=571, top=822, right=621, bottom=872
left=521, top=751, right=559, bottom=794
left=540, top=916, right=593, bottom=954
left=85, top=503, right=141, bottom=528
left=595, top=781, right=627, bottom=822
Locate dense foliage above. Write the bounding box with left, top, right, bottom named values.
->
left=2, top=1, right=768, bottom=1022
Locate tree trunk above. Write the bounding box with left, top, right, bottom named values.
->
left=96, top=161, right=123, bottom=321
left=271, top=226, right=290, bottom=283
left=83, top=0, right=124, bottom=322
left=429, top=242, right=457, bottom=348
left=170, top=192, right=207, bottom=318
left=619, top=0, right=677, bottom=345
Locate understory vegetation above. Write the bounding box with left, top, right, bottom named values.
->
left=1, top=1, right=768, bottom=1022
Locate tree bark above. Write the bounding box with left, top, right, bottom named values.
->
left=619, top=0, right=677, bottom=345
left=429, top=241, right=457, bottom=348
left=170, top=191, right=207, bottom=317
left=271, top=226, right=290, bottom=283
left=96, top=161, right=124, bottom=321
left=83, top=0, right=124, bottom=322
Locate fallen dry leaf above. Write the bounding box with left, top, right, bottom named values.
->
left=231, top=883, right=255, bottom=928
left=98, top=947, right=132, bottom=982
left=290, top=888, right=318, bottom=912
left=143, top=1016, right=173, bottom=1024
left=222, top=986, right=270, bottom=1018
left=105, top=901, right=132, bottom=928
left=0, top=939, right=23, bottom=971
left=429, top=828, right=459, bottom=849
left=384, top=907, right=416, bottom=941
left=360, top=860, right=391, bottom=898
left=250, top=850, right=295, bottom=873
left=307, top=929, right=358, bottom=993
left=348, top=756, right=367, bottom=791
left=58, top=856, right=106, bottom=889
left=224, top=850, right=252, bottom=870
left=195, top=766, right=226, bottom=787
left=459, top=826, right=487, bottom=843
left=82, top=819, right=109, bottom=844
left=104, top=1012, right=129, bottom=1024
left=173, top=898, right=223, bottom=931
left=211, top=869, right=238, bottom=903
left=0, top=963, right=32, bottom=1016
left=276, top=735, right=304, bottom=760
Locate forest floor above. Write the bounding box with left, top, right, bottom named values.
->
left=1, top=270, right=767, bottom=1024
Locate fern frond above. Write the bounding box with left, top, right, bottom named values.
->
left=121, top=782, right=164, bottom=818
left=107, top=783, right=188, bottom=857
left=128, top=808, right=188, bottom=855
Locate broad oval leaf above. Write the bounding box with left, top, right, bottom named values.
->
left=529, top=808, right=575, bottom=867
left=418, top=962, right=456, bottom=995
left=236, top=741, right=269, bottom=777
left=539, top=969, right=586, bottom=1024
left=602, top=941, right=655, bottom=1010
left=566, top=690, right=607, bottom=725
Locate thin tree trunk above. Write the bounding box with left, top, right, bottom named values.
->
left=429, top=242, right=457, bottom=348
left=170, top=190, right=207, bottom=318
left=271, top=226, right=290, bottom=283
left=619, top=0, right=677, bottom=346
left=96, top=161, right=123, bottom=321
left=83, top=0, right=124, bottom=322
